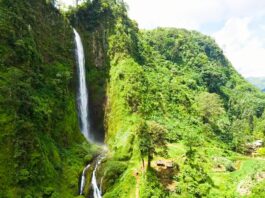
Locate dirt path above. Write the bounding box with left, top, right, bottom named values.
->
left=136, top=174, right=140, bottom=198
left=134, top=169, right=140, bottom=198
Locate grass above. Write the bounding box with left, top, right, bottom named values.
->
left=210, top=156, right=265, bottom=197
left=159, top=141, right=265, bottom=197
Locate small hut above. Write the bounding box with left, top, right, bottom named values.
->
left=246, top=140, right=263, bottom=155
left=166, top=162, right=174, bottom=168
left=156, top=160, right=165, bottom=166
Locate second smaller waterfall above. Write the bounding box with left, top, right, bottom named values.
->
left=91, top=157, right=103, bottom=198
left=80, top=164, right=91, bottom=195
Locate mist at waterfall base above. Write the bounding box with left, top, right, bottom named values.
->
left=74, top=29, right=103, bottom=198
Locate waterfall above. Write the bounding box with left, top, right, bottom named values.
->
left=91, top=157, right=103, bottom=198
left=80, top=164, right=91, bottom=195
left=74, top=28, right=103, bottom=198
left=73, top=28, right=91, bottom=141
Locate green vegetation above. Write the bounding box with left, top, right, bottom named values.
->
left=1, top=0, right=265, bottom=197
left=0, top=0, right=98, bottom=197
left=137, top=120, right=168, bottom=168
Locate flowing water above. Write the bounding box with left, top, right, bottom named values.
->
left=73, top=28, right=92, bottom=141
left=91, top=157, right=103, bottom=198
left=80, top=164, right=91, bottom=195
left=74, top=28, right=103, bottom=197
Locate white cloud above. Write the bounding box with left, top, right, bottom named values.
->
left=124, top=0, right=265, bottom=31
left=261, top=25, right=265, bottom=32
left=125, top=0, right=224, bottom=30
left=213, top=17, right=251, bottom=48
left=213, top=17, right=265, bottom=77
left=124, top=0, right=265, bottom=77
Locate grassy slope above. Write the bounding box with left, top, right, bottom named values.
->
left=0, top=0, right=98, bottom=197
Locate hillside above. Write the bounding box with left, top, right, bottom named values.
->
left=71, top=1, right=265, bottom=197
left=1, top=0, right=265, bottom=197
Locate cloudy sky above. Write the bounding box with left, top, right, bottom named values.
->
left=61, top=0, right=265, bottom=77
left=123, top=0, right=265, bottom=78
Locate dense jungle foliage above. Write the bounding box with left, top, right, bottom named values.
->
left=1, top=0, right=265, bottom=197
left=0, top=0, right=98, bottom=197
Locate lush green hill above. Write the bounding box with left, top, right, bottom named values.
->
left=69, top=1, right=265, bottom=197
left=142, top=28, right=265, bottom=147
left=1, top=0, right=265, bottom=197
left=103, top=28, right=265, bottom=197
left=70, top=1, right=265, bottom=197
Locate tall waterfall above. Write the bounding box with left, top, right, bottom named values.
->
left=74, top=28, right=103, bottom=198
left=73, top=28, right=91, bottom=141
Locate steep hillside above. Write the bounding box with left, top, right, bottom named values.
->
left=70, top=1, right=265, bottom=196
left=142, top=28, right=265, bottom=148
left=102, top=28, right=265, bottom=197
left=69, top=0, right=141, bottom=143
left=0, top=0, right=97, bottom=197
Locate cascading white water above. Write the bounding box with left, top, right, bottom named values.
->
left=80, top=164, right=91, bottom=195
left=73, top=28, right=91, bottom=141
left=74, top=28, right=104, bottom=198
left=91, top=157, right=103, bottom=198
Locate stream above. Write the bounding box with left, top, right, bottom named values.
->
left=80, top=164, right=91, bottom=195
left=91, top=157, right=104, bottom=198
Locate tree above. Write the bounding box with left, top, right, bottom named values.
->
left=201, top=64, right=228, bottom=93
left=230, top=119, right=249, bottom=153
left=184, top=128, right=203, bottom=154
left=196, top=92, right=225, bottom=124
left=177, top=152, right=214, bottom=197
left=137, top=120, right=167, bottom=169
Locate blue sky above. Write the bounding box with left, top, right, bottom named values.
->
left=61, top=0, right=265, bottom=77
